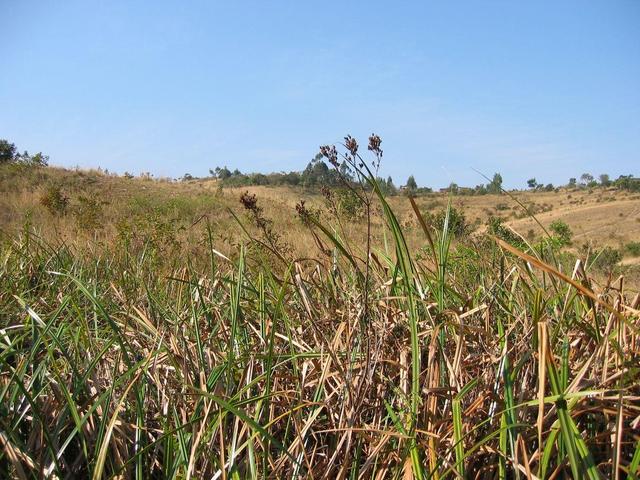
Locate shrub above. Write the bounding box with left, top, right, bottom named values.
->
left=73, top=195, right=105, bottom=231
left=487, top=216, right=524, bottom=247
left=24, top=152, right=49, bottom=167
left=549, top=220, right=573, bottom=246
left=582, top=245, right=622, bottom=272
left=595, top=246, right=622, bottom=271
left=40, top=185, right=69, bottom=216
left=336, top=188, right=364, bottom=219
left=624, top=241, right=640, bottom=257
left=428, top=206, right=471, bottom=238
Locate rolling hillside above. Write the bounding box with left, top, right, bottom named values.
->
left=2, top=164, right=639, bottom=260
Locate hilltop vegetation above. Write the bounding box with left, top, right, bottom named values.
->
left=1, top=139, right=639, bottom=278
left=0, top=136, right=639, bottom=478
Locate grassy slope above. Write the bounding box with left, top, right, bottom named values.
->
left=1, top=164, right=639, bottom=478
left=2, top=164, right=639, bottom=253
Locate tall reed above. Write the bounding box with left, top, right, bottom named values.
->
left=1, top=137, right=639, bottom=478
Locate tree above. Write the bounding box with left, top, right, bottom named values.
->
left=580, top=173, right=594, bottom=185
left=405, top=175, right=417, bottom=192
left=215, top=166, right=231, bottom=180
left=387, top=176, right=396, bottom=190
left=0, top=139, right=17, bottom=163
left=487, top=173, right=503, bottom=194
left=599, top=174, right=610, bottom=187
left=527, top=178, right=537, bottom=190
left=0, top=140, right=48, bottom=167
left=28, top=152, right=49, bottom=166
left=614, top=175, right=640, bottom=192
left=302, top=160, right=338, bottom=187
left=380, top=176, right=397, bottom=195
left=339, top=162, right=355, bottom=182
left=448, top=182, right=459, bottom=194
left=474, top=184, right=488, bottom=195
left=568, top=178, right=577, bottom=187
left=280, top=171, right=301, bottom=186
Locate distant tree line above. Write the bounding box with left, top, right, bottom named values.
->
left=204, top=154, right=405, bottom=196
left=0, top=139, right=49, bottom=167
left=3, top=136, right=637, bottom=195
left=193, top=160, right=640, bottom=195
left=526, top=172, right=639, bottom=193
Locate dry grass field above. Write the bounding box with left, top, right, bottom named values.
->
left=2, top=165, right=639, bottom=258
left=1, top=160, right=639, bottom=478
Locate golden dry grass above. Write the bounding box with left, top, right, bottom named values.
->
left=2, top=165, right=639, bottom=266
left=1, top=163, right=639, bottom=478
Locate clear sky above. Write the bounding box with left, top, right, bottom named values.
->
left=1, top=1, right=638, bottom=188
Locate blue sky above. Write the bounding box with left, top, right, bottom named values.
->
left=1, top=1, right=638, bottom=188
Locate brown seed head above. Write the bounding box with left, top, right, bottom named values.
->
left=344, top=135, right=358, bottom=156
left=368, top=134, right=382, bottom=155
left=240, top=191, right=259, bottom=212
left=319, top=145, right=339, bottom=167
left=296, top=200, right=312, bottom=225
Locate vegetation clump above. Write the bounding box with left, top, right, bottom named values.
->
left=549, top=219, right=573, bottom=246
left=427, top=205, right=472, bottom=238
left=39, top=184, right=69, bottom=216
left=0, top=139, right=49, bottom=167
left=625, top=240, right=640, bottom=257
left=591, top=246, right=623, bottom=273
left=73, top=195, right=106, bottom=231
left=487, top=215, right=524, bottom=247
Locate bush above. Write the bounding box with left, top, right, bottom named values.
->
left=321, top=186, right=366, bottom=221
left=624, top=241, right=640, bottom=257
left=596, top=247, right=622, bottom=271
left=40, top=185, right=69, bottom=216
left=549, top=220, right=573, bottom=246
left=487, top=216, right=524, bottom=247
left=583, top=245, right=622, bottom=272
left=428, top=206, right=471, bottom=238
left=73, top=196, right=105, bottom=231
left=336, top=188, right=364, bottom=219
left=23, top=152, right=49, bottom=167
